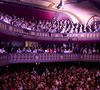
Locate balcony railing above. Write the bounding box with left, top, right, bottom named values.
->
left=0, top=21, right=100, bottom=42
left=0, top=53, right=100, bottom=66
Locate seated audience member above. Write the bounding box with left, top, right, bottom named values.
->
left=32, top=48, right=38, bottom=53
left=64, top=48, right=69, bottom=53
left=38, top=47, right=44, bottom=53
left=88, top=48, right=92, bottom=54
left=64, top=48, right=73, bottom=54
left=16, top=48, right=22, bottom=53
left=0, top=48, right=6, bottom=53
left=22, top=47, right=26, bottom=53
left=92, top=47, right=96, bottom=54
left=44, top=48, right=49, bottom=53
left=82, top=47, right=88, bottom=54
left=26, top=47, right=32, bottom=53
left=53, top=48, right=57, bottom=53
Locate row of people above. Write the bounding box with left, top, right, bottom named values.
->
left=0, top=12, right=100, bottom=34
left=0, top=64, right=100, bottom=90
left=0, top=43, right=100, bottom=54
left=16, top=47, right=99, bottom=54
left=12, top=43, right=100, bottom=54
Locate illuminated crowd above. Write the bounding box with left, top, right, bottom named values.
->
left=0, top=12, right=100, bottom=34
left=0, top=43, right=100, bottom=54
left=0, top=3, right=100, bottom=90
left=0, top=64, right=100, bottom=90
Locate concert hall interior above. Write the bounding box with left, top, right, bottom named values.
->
left=0, top=0, right=100, bottom=90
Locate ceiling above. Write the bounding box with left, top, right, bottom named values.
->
left=2, top=0, right=100, bottom=9
left=90, top=0, right=100, bottom=11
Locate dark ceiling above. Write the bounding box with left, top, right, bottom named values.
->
left=78, top=0, right=100, bottom=11
left=89, top=0, right=100, bottom=11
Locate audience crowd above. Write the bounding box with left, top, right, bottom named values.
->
left=0, top=43, right=100, bottom=54
left=16, top=43, right=100, bottom=54
left=0, top=64, right=100, bottom=90
left=0, top=11, right=100, bottom=90
left=0, top=12, right=100, bottom=33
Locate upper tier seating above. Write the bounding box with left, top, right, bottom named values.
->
left=0, top=12, right=100, bottom=34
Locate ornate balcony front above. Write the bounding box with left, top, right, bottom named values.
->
left=0, top=53, right=100, bottom=66
left=0, top=21, right=100, bottom=42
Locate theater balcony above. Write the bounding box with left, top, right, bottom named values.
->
left=0, top=53, right=100, bottom=66
left=0, top=21, right=100, bottom=42
left=0, top=0, right=100, bottom=42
